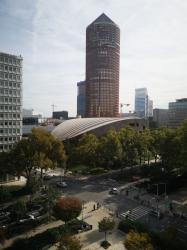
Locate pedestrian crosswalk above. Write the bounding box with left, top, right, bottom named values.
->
left=120, top=205, right=151, bottom=221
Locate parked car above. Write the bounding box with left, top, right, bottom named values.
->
left=68, top=219, right=92, bottom=233
left=0, top=211, right=10, bottom=220
left=56, top=181, right=68, bottom=188
left=28, top=204, right=43, bottom=213
left=43, top=174, right=53, bottom=180
left=19, top=214, right=35, bottom=223
left=109, top=187, right=118, bottom=195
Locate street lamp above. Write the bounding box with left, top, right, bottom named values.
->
left=82, top=200, right=85, bottom=221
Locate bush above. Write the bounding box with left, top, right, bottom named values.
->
left=118, top=220, right=147, bottom=234
left=5, top=220, right=89, bottom=250
left=100, top=240, right=111, bottom=249
left=90, top=168, right=106, bottom=174
left=0, top=186, right=12, bottom=203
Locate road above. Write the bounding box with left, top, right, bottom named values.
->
left=46, top=173, right=187, bottom=242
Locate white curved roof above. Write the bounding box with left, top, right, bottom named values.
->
left=52, top=117, right=140, bottom=141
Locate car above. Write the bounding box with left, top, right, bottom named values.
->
left=109, top=187, right=118, bottom=195
left=68, top=219, right=92, bottom=233
left=19, top=214, right=35, bottom=223
left=43, top=174, right=53, bottom=180
left=56, top=181, right=68, bottom=188
left=0, top=211, right=10, bottom=220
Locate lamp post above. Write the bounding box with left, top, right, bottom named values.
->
left=82, top=200, right=85, bottom=221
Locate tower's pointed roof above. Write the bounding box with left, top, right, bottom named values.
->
left=89, top=13, right=118, bottom=27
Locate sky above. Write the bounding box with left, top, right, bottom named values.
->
left=0, top=0, right=187, bottom=116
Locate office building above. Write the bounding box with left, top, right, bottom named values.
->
left=148, top=99, right=153, bottom=117
left=52, top=111, right=68, bottom=120
left=153, top=108, right=169, bottom=127
left=0, top=52, right=22, bottom=152
left=168, top=98, right=187, bottom=128
left=77, top=81, right=86, bottom=117
left=135, top=88, right=148, bottom=118
left=85, top=13, right=120, bottom=117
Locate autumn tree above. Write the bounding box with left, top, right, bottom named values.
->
left=124, top=230, right=153, bottom=250
left=9, top=128, right=66, bottom=189
left=98, top=217, right=115, bottom=243
left=57, top=235, right=82, bottom=250
left=53, top=196, right=82, bottom=223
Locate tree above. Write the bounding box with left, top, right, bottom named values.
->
left=9, top=128, right=67, bottom=189
left=124, top=230, right=153, bottom=250
left=53, top=197, right=82, bottom=223
left=29, top=128, right=67, bottom=180
left=44, top=186, right=60, bottom=219
left=99, top=130, right=122, bottom=168
left=98, top=217, right=115, bottom=242
left=118, top=127, right=137, bottom=166
left=73, top=133, right=99, bottom=167
left=10, top=200, right=27, bottom=221
left=57, top=235, right=82, bottom=250
left=0, top=229, right=6, bottom=246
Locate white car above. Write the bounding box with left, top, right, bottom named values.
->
left=56, top=181, right=68, bottom=188
left=19, top=214, right=35, bottom=223
left=109, top=187, right=118, bottom=195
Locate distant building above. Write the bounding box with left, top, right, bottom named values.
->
left=0, top=52, right=22, bottom=152
left=168, top=98, right=187, bottom=128
left=52, top=111, right=68, bottom=120
left=23, top=108, right=33, bottom=117
left=77, top=81, right=86, bottom=117
left=85, top=13, right=120, bottom=117
left=135, top=88, right=148, bottom=118
left=148, top=99, right=153, bottom=117
left=153, top=108, right=169, bottom=127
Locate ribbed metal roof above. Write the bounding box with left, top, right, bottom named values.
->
left=52, top=117, right=140, bottom=141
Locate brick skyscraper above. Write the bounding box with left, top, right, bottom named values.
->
left=85, top=13, right=120, bottom=117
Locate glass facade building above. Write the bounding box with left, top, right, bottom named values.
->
left=135, top=88, right=148, bottom=118
left=0, top=52, right=22, bottom=152
left=168, top=98, right=187, bottom=128
left=85, top=13, right=120, bottom=117
left=77, top=81, right=86, bottom=117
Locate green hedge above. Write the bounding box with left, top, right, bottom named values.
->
left=5, top=223, right=70, bottom=250
left=89, top=167, right=107, bottom=174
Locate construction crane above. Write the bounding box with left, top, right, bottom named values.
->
left=51, top=104, right=57, bottom=113
left=120, top=103, right=130, bottom=114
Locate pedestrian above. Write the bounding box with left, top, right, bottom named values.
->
left=93, top=204, right=96, bottom=211
left=97, top=202, right=100, bottom=209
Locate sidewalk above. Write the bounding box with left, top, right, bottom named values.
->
left=49, top=201, right=125, bottom=250
left=2, top=201, right=126, bottom=250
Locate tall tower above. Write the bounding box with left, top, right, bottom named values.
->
left=85, top=13, right=120, bottom=117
